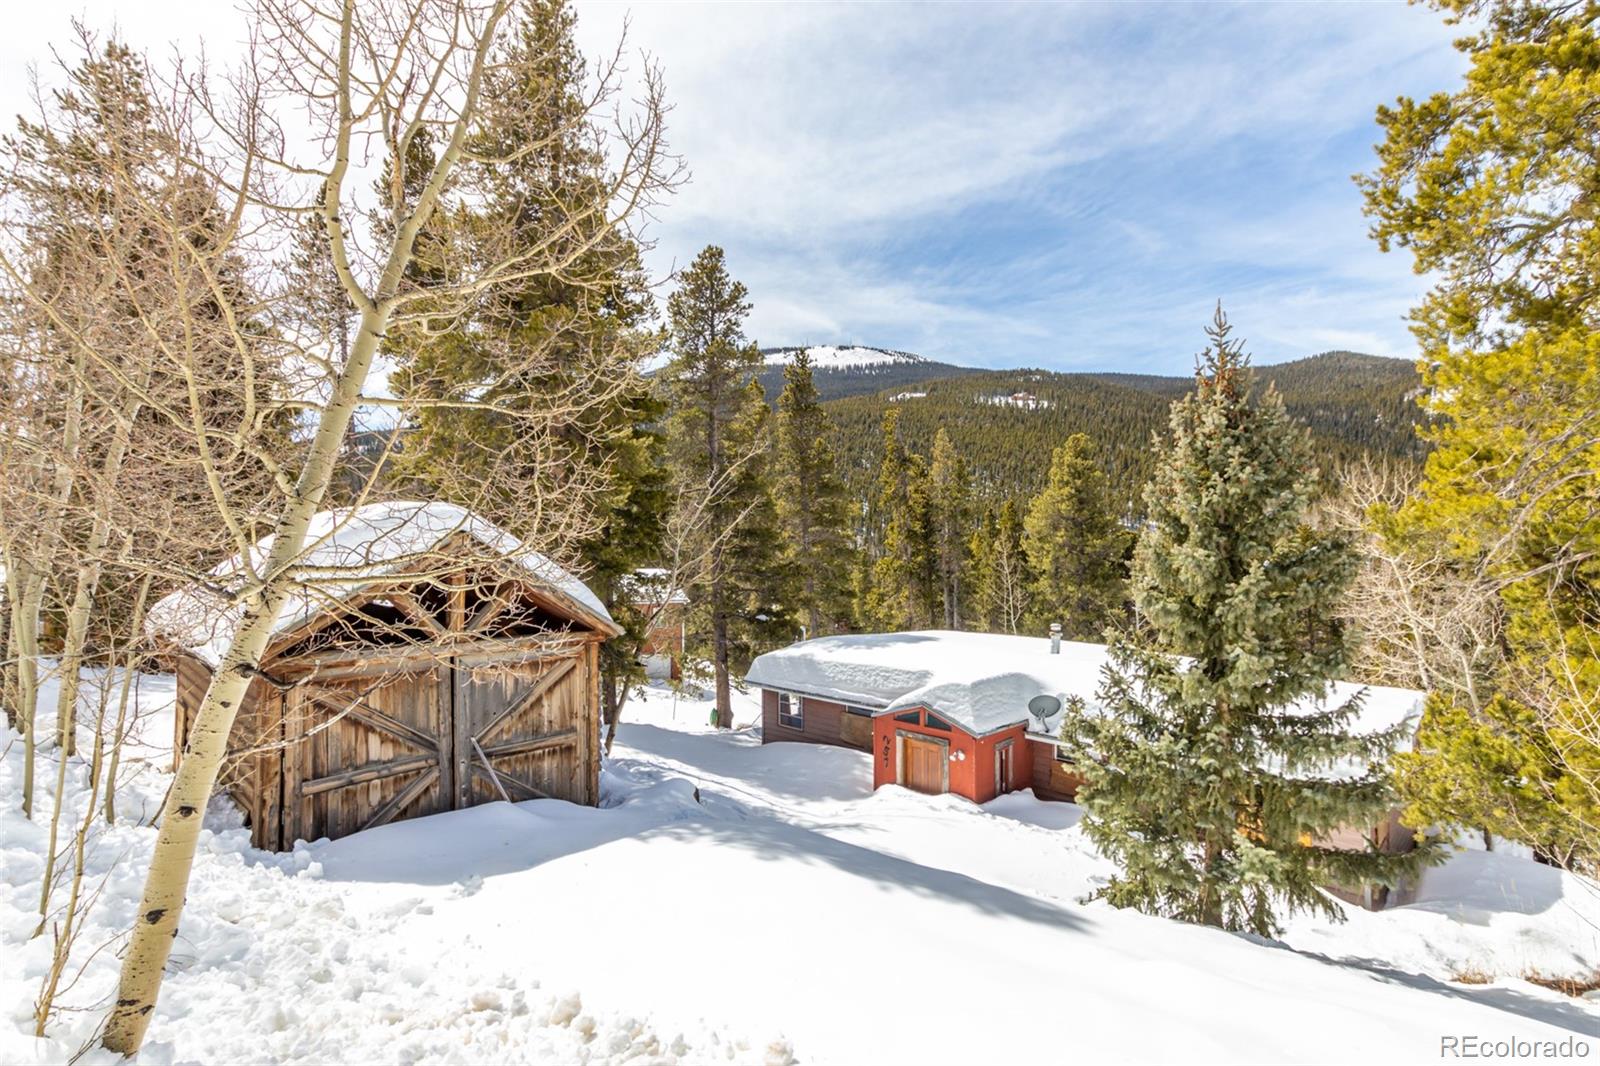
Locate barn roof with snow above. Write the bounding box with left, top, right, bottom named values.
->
left=148, top=500, right=618, bottom=667
left=745, top=630, right=1424, bottom=743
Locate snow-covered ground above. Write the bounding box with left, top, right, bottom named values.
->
left=2, top=673, right=1596, bottom=1064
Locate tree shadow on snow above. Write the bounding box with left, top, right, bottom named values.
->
left=309, top=765, right=1087, bottom=936
left=615, top=721, right=873, bottom=804
left=633, top=810, right=1092, bottom=934
left=1266, top=942, right=1598, bottom=1037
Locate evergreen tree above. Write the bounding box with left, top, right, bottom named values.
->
left=928, top=428, right=971, bottom=628
left=864, top=409, right=937, bottom=630
left=1059, top=309, right=1433, bottom=936
left=775, top=348, right=855, bottom=636
left=1361, top=0, right=1600, bottom=871
left=662, top=246, right=776, bottom=727
left=386, top=0, right=668, bottom=739
left=721, top=379, right=797, bottom=665
left=1022, top=432, right=1128, bottom=641
left=968, top=500, right=1031, bottom=634
left=580, top=384, right=670, bottom=751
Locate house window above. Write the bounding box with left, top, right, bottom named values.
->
left=778, top=694, right=804, bottom=730
left=845, top=705, right=872, bottom=717
left=924, top=713, right=953, bottom=732
left=894, top=710, right=922, bottom=725
left=1055, top=744, right=1076, bottom=765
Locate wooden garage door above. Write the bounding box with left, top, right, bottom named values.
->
left=288, top=666, right=452, bottom=842
left=901, top=734, right=947, bottom=795
left=453, top=646, right=590, bottom=808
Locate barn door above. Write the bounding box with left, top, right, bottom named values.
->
left=452, top=646, right=589, bottom=808
left=286, top=665, right=453, bottom=842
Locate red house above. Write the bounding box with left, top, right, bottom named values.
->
left=745, top=630, right=1425, bottom=814
left=623, top=567, right=689, bottom=680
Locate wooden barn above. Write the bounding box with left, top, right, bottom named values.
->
left=149, top=501, right=622, bottom=850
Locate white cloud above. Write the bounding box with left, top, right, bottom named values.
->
left=1, top=2, right=1468, bottom=372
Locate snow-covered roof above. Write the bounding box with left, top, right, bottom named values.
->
left=148, top=501, right=618, bottom=667
left=745, top=630, right=1424, bottom=746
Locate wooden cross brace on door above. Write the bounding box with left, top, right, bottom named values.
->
left=461, top=657, right=581, bottom=804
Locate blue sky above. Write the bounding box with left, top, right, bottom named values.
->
left=2, top=2, right=1469, bottom=375
left=575, top=2, right=1468, bottom=373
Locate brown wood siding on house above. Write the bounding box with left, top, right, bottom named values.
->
left=759, top=690, right=869, bottom=750
left=839, top=710, right=873, bottom=748
left=1027, top=737, right=1085, bottom=801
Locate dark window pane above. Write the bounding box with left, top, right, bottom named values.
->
left=894, top=711, right=921, bottom=725
left=924, top=713, right=953, bottom=732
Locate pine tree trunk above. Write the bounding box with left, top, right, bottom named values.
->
left=712, top=600, right=731, bottom=729
left=1199, top=833, right=1224, bottom=927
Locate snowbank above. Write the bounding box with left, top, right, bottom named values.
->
left=147, top=500, right=616, bottom=667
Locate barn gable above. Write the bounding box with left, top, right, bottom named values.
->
left=156, top=503, right=616, bottom=851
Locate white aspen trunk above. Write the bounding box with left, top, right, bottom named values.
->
left=53, top=394, right=140, bottom=755
left=12, top=567, right=47, bottom=818
left=102, top=575, right=151, bottom=824
left=101, top=302, right=387, bottom=1053
left=13, top=350, right=88, bottom=814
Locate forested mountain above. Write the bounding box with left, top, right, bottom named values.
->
left=754, top=345, right=978, bottom=401
left=819, top=350, right=1425, bottom=515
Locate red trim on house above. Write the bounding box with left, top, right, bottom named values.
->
left=867, top=707, right=1033, bottom=803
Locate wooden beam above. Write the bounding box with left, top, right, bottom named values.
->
left=360, top=767, right=441, bottom=832
left=471, top=658, right=577, bottom=745
left=480, top=728, right=578, bottom=761
left=388, top=590, right=448, bottom=638
left=448, top=570, right=467, bottom=632
left=285, top=633, right=582, bottom=674
left=464, top=587, right=512, bottom=635
left=470, top=737, right=512, bottom=802
left=301, top=685, right=441, bottom=753
left=299, top=753, right=438, bottom=797
left=469, top=763, right=550, bottom=801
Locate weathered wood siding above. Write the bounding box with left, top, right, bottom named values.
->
left=280, top=662, right=451, bottom=845
left=454, top=639, right=597, bottom=809
left=1027, top=737, right=1085, bottom=801
left=172, top=652, right=284, bottom=849
left=760, top=690, right=870, bottom=750
left=172, top=622, right=606, bottom=851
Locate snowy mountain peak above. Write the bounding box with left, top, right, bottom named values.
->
left=760, top=345, right=932, bottom=371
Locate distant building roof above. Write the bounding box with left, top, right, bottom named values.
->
left=622, top=567, right=690, bottom=606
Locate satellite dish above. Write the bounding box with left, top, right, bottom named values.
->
left=1027, top=694, right=1062, bottom=729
